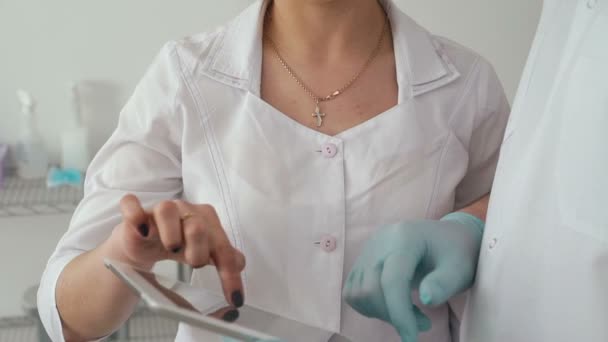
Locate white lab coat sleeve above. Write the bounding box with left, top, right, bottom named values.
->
left=37, top=42, right=186, bottom=342
left=454, top=59, right=511, bottom=209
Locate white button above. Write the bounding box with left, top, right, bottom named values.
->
left=320, top=143, right=338, bottom=158
left=319, top=235, right=337, bottom=252
left=489, top=238, right=498, bottom=249
left=588, top=0, right=598, bottom=9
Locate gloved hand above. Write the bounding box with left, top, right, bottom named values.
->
left=343, top=212, right=484, bottom=342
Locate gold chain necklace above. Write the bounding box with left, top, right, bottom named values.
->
left=265, top=16, right=389, bottom=128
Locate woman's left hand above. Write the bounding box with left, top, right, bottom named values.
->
left=342, top=214, right=484, bottom=342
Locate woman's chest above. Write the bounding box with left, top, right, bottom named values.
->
left=180, top=81, right=464, bottom=242
left=260, top=49, right=399, bottom=137
left=180, top=80, right=468, bottom=332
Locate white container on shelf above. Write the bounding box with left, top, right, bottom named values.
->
left=0, top=144, right=8, bottom=187
left=15, top=90, right=49, bottom=179
left=61, top=82, right=91, bottom=172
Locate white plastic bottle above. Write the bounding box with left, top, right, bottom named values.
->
left=61, top=82, right=91, bottom=171
left=16, top=89, right=49, bottom=179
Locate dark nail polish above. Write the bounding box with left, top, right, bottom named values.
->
left=231, top=291, right=244, bottom=308
left=221, top=309, right=240, bottom=323
left=172, top=246, right=182, bottom=254
left=137, top=224, right=149, bottom=237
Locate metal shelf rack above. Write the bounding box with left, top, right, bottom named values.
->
left=0, top=310, right=179, bottom=342
left=0, top=177, right=83, bottom=217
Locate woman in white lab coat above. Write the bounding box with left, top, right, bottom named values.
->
left=38, top=0, right=509, bottom=341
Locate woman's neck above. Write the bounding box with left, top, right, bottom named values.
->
left=266, top=0, right=387, bottom=65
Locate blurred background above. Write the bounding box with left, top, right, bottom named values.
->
left=0, top=0, right=542, bottom=340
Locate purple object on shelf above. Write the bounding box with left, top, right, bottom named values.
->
left=0, top=144, right=7, bottom=188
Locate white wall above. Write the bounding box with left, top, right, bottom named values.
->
left=398, top=0, right=543, bottom=103
left=0, top=0, right=253, bottom=165
left=0, top=0, right=542, bottom=318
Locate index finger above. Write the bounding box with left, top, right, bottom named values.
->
left=381, top=253, right=419, bottom=342
left=120, top=194, right=147, bottom=223
left=196, top=205, right=246, bottom=307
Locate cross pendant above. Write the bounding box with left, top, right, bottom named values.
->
left=312, top=104, right=326, bottom=128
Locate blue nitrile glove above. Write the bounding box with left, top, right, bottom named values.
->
left=343, top=212, right=484, bottom=342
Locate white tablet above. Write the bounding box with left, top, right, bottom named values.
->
left=104, top=259, right=348, bottom=342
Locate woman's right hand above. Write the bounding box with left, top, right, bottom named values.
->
left=106, top=194, right=246, bottom=307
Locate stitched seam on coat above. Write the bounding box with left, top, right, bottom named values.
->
left=446, top=56, right=482, bottom=129
left=192, top=86, right=240, bottom=248
left=173, top=45, right=244, bottom=259
left=205, top=91, right=247, bottom=276
left=168, top=43, right=185, bottom=169
left=424, top=131, right=452, bottom=219
left=424, top=57, right=484, bottom=217
left=203, top=23, right=250, bottom=89
left=202, top=90, right=247, bottom=260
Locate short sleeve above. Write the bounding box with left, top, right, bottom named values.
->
left=37, top=42, right=187, bottom=341
left=454, top=60, right=511, bottom=209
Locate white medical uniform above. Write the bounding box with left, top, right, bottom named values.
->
left=38, top=1, right=509, bottom=341
left=461, top=0, right=608, bottom=341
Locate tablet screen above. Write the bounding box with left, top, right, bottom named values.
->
left=136, top=268, right=238, bottom=320
left=125, top=264, right=339, bottom=342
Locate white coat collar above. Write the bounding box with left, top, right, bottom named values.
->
left=203, top=0, right=460, bottom=97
